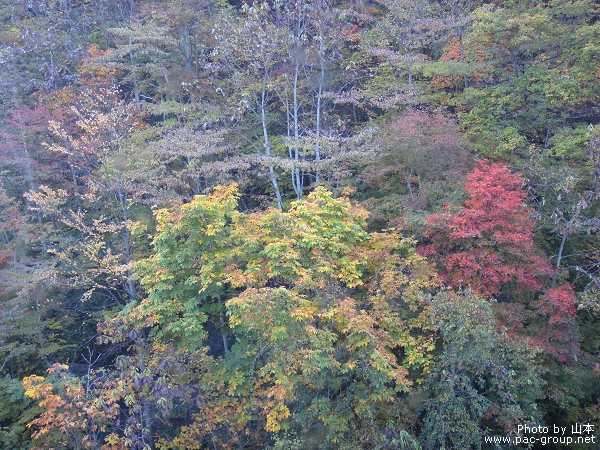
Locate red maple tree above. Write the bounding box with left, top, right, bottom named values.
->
left=421, top=160, right=579, bottom=361
left=421, top=159, right=552, bottom=297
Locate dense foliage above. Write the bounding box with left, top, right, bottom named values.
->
left=1, top=0, right=599, bottom=448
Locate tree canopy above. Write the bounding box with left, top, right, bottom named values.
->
left=1, top=0, right=599, bottom=448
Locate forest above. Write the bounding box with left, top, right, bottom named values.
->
left=0, top=0, right=599, bottom=448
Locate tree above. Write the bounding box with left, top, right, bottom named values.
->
left=125, top=185, right=438, bottom=448
left=361, top=108, right=470, bottom=217
left=0, top=374, right=37, bottom=450
left=526, top=125, right=600, bottom=305
left=422, top=159, right=552, bottom=297
left=371, top=0, right=438, bottom=92
left=28, top=85, right=145, bottom=303
left=440, top=0, right=476, bottom=90
left=450, top=0, right=599, bottom=159
left=209, top=4, right=288, bottom=208
left=150, top=126, right=252, bottom=200
left=422, top=160, right=579, bottom=362
left=23, top=363, right=121, bottom=450
left=421, top=290, right=543, bottom=449
left=207, top=1, right=367, bottom=207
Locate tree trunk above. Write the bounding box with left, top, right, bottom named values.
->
left=292, top=59, right=303, bottom=200
left=261, top=90, right=283, bottom=210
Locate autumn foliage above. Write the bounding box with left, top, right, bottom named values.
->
left=422, top=160, right=579, bottom=361
left=422, top=160, right=552, bottom=297
left=23, top=364, right=120, bottom=450
left=1, top=0, right=599, bottom=448
left=128, top=186, right=438, bottom=448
